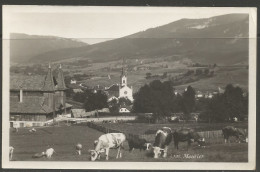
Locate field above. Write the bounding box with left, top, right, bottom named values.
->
left=10, top=123, right=248, bottom=162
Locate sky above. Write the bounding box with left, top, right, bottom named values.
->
left=3, top=6, right=252, bottom=44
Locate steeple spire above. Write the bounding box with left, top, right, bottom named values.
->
left=42, top=63, right=55, bottom=91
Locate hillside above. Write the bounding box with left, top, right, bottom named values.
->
left=29, top=13, right=249, bottom=65
left=10, top=33, right=88, bottom=63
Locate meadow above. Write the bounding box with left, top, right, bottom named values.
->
left=10, top=123, right=248, bottom=162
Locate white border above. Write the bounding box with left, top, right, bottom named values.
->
left=2, top=6, right=257, bottom=170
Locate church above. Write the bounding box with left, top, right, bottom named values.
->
left=119, top=65, right=133, bottom=102
left=105, top=60, right=133, bottom=113
left=9, top=64, right=72, bottom=128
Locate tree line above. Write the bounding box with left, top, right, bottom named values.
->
left=133, top=80, right=248, bottom=123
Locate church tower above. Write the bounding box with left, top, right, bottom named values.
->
left=120, top=59, right=127, bottom=87
left=119, top=58, right=133, bottom=102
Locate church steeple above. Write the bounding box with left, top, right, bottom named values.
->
left=120, top=58, right=127, bottom=87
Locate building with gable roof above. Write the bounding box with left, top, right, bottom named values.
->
left=10, top=64, right=72, bottom=128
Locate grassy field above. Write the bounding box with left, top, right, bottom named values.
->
left=10, top=123, right=248, bottom=162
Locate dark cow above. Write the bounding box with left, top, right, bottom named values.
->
left=173, top=128, right=205, bottom=150
left=152, top=127, right=173, bottom=158
left=128, top=136, right=151, bottom=152
left=222, top=126, right=247, bottom=143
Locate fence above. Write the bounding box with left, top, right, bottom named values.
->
left=86, top=122, right=248, bottom=144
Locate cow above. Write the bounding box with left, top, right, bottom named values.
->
left=9, top=146, right=14, bottom=160
left=45, top=148, right=56, bottom=158
left=152, top=127, right=173, bottom=159
left=89, top=133, right=126, bottom=161
left=222, top=126, right=248, bottom=143
left=127, top=136, right=152, bottom=152
left=172, top=128, right=205, bottom=150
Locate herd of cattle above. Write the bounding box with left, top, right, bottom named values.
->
left=9, top=126, right=247, bottom=161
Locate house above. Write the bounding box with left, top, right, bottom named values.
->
left=10, top=64, right=72, bottom=128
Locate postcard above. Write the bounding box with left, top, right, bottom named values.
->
left=2, top=6, right=257, bottom=170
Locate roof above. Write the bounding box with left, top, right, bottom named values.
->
left=106, top=84, right=119, bottom=91
left=10, top=96, right=53, bottom=114
left=10, top=65, right=67, bottom=91
left=10, top=75, right=45, bottom=91
left=54, top=66, right=67, bottom=90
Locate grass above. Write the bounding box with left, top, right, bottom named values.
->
left=10, top=123, right=248, bottom=162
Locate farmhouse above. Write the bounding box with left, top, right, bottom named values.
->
left=10, top=64, right=72, bottom=128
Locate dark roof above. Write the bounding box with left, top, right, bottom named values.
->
left=10, top=96, right=53, bottom=114
left=54, top=66, right=67, bottom=90
left=105, top=90, right=119, bottom=99
left=10, top=75, right=45, bottom=91
left=42, top=67, right=55, bottom=91
left=10, top=66, right=67, bottom=91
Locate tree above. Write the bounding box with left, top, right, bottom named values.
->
left=181, top=86, right=196, bottom=119
left=84, top=90, right=108, bottom=111
left=146, top=72, right=152, bottom=79
left=133, top=80, right=175, bottom=119
left=108, top=98, right=119, bottom=113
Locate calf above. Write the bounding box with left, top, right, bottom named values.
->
left=128, top=136, right=151, bottom=152
left=9, top=146, right=14, bottom=160
left=90, top=133, right=126, bottom=161
left=173, top=128, right=205, bottom=150
left=152, top=127, right=173, bottom=158
left=222, top=126, right=247, bottom=143
left=45, top=148, right=55, bottom=158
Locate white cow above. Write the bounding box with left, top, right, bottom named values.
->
left=90, top=133, right=126, bottom=161
left=45, top=148, right=55, bottom=158
left=9, top=146, right=14, bottom=160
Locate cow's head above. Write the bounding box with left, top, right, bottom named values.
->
left=153, top=147, right=164, bottom=158
left=197, top=138, right=206, bottom=147
left=89, top=150, right=99, bottom=161
left=144, top=143, right=152, bottom=150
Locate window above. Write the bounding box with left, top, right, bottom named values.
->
left=123, top=80, right=125, bottom=83
left=124, top=91, right=127, bottom=95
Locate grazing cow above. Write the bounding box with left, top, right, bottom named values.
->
left=222, top=126, right=247, bottom=143
left=75, top=143, right=82, bottom=155
left=173, top=128, right=205, bottom=150
left=90, top=133, right=126, bottom=161
left=127, top=136, right=152, bottom=152
left=152, top=127, right=173, bottom=158
left=9, top=146, right=14, bottom=160
left=45, top=148, right=55, bottom=158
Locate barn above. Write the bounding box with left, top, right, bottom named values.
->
left=10, top=64, right=72, bottom=128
